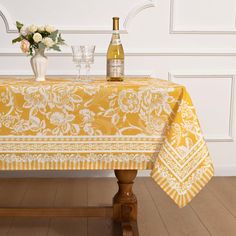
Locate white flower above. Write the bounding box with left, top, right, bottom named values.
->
left=80, top=109, right=95, bottom=123
left=28, top=24, right=38, bottom=33
left=42, top=37, right=54, bottom=48
left=49, top=111, right=75, bottom=135
left=20, top=26, right=28, bottom=36
left=23, top=86, right=49, bottom=111
left=83, top=123, right=94, bottom=135
left=118, top=89, right=140, bottom=113
left=45, top=25, right=56, bottom=33
left=50, top=112, right=67, bottom=126
left=38, top=26, right=45, bottom=32
left=33, top=33, right=42, bottom=43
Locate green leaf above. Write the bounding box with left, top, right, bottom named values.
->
left=52, top=45, right=61, bottom=51
left=48, top=30, right=58, bottom=40
left=57, top=33, right=66, bottom=45
left=29, top=47, right=33, bottom=56
left=41, top=31, right=50, bottom=38
left=12, top=36, right=23, bottom=44
left=38, top=42, right=46, bottom=50
left=27, top=34, right=34, bottom=45
left=16, top=21, right=24, bottom=32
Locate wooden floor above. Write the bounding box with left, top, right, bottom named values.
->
left=0, top=177, right=236, bottom=236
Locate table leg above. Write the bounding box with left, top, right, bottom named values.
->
left=113, top=170, right=138, bottom=222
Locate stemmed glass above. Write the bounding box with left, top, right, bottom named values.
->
left=71, top=46, right=83, bottom=81
left=80, top=45, right=95, bottom=80
left=71, top=45, right=95, bottom=82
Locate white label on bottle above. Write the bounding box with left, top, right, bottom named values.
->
left=111, top=39, right=121, bottom=45
left=107, top=59, right=124, bottom=78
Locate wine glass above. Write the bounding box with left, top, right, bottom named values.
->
left=80, top=45, right=96, bottom=81
left=71, top=46, right=83, bottom=81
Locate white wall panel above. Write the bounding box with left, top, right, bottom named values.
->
left=169, top=74, right=234, bottom=141
left=0, top=0, right=235, bottom=177
left=172, top=0, right=235, bottom=27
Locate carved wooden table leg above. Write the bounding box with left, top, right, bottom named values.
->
left=113, top=170, right=138, bottom=222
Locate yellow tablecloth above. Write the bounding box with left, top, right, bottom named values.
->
left=0, top=77, right=214, bottom=207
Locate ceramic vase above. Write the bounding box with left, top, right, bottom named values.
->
left=30, top=49, right=48, bottom=81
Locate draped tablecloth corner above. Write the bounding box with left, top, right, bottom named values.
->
left=150, top=86, right=214, bottom=207
left=0, top=77, right=214, bottom=207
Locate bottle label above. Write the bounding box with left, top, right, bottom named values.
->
left=111, top=38, right=121, bottom=45
left=107, top=59, right=124, bottom=78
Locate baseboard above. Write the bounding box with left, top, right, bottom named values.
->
left=214, top=166, right=236, bottom=176
left=0, top=168, right=235, bottom=178
left=0, top=170, right=151, bottom=178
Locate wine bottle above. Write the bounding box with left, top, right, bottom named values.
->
left=106, top=17, right=124, bottom=81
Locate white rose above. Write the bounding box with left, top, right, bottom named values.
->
left=28, top=24, right=38, bottom=33
left=33, top=33, right=42, bottom=43
left=42, top=37, right=54, bottom=47
left=20, top=26, right=28, bottom=36
left=38, top=26, right=45, bottom=32
left=45, top=25, right=56, bottom=33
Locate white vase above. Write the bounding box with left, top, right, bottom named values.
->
left=30, top=49, right=48, bottom=81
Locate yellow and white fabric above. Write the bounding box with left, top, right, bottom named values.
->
left=0, top=77, right=214, bottom=207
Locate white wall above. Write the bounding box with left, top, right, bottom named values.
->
left=0, top=0, right=235, bottom=177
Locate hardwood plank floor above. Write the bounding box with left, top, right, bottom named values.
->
left=145, top=178, right=210, bottom=236
left=8, top=218, right=50, bottom=236
left=0, top=177, right=235, bottom=236
left=0, top=180, right=28, bottom=207
left=48, top=218, right=87, bottom=236
left=207, top=177, right=236, bottom=217
left=190, top=183, right=236, bottom=236
left=0, top=218, right=12, bottom=236
left=87, top=178, right=117, bottom=236
left=50, top=179, right=88, bottom=236
left=134, top=179, right=169, bottom=236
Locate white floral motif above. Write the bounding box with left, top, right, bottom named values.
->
left=79, top=84, right=100, bottom=96
left=118, top=89, right=140, bottom=113
left=23, top=86, right=50, bottom=114
left=80, top=109, right=95, bottom=123
left=148, top=114, right=168, bottom=134
left=0, top=114, right=17, bottom=129
left=0, top=88, right=13, bottom=107
left=49, top=111, right=75, bottom=135
left=13, top=120, right=30, bottom=133
left=138, top=89, right=175, bottom=135
left=140, top=89, right=175, bottom=116
left=79, top=109, right=97, bottom=135
left=51, top=85, right=82, bottom=111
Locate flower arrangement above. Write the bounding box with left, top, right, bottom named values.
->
left=12, top=21, right=65, bottom=56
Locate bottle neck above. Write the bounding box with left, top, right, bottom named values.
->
left=111, top=32, right=121, bottom=45
left=113, top=17, right=119, bottom=31
left=111, top=17, right=121, bottom=45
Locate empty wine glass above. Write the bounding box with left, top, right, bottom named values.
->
left=80, top=45, right=96, bottom=81
left=71, top=46, right=83, bottom=81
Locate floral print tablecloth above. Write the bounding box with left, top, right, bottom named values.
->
left=0, top=77, right=214, bottom=207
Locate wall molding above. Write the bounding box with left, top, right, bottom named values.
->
left=124, top=0, right=157, bottom=29
left=168, top=72, right=235, bottom=142
left=0, top=167, right=234, bottom=177
left=0, top=1, right=157, bottom=34
left=0, top=3, right=15, bottom=33
left=2, top=48, right=236, bottom=57
left=169, top=0, right=236, bottom=34
left=0, top=71, right=151, bottom=77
